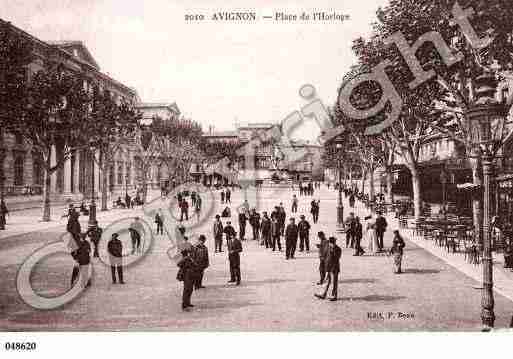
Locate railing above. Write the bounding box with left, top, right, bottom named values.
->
left=3, top=185, right=43, bottom=196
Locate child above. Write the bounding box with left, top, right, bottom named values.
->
left=389, top=230, right=406, bottom=274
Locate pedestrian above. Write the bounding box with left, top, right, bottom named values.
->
left=191, top=191, right=196, bottom=207
left=69, top=232, right=92, bottom=288
left=108, top=233, right=124, bottom=284
left=213, top=215, right=224, bottom=253
left=194, top=195, right=202, bottom=222
left=176, top=249, right=196, bottom=311
left=285, top=217, right=298, bottom=259
left=353, top=217, right=364, bottom=256
left=129, top=217, right=143, bottom=254
left=125, top=192, right=131, bottom=209
left=298, top=215, right=311, bottom=252
left=225, top=188, right=231, bottom=203
left=316, top=232, right=329, bottom=284
left=375, top=211, right=388, bottom=251
left=0, top=199, right=9, bottom=229
left=242, top=199, right=250, bottom=215
left=193, top=235, right=209, bottom=289
left=271, top=216, right=282, bottom=252
left=260, top=212, right=272, bottom=248
left=155, top=210, right=164, bottom=235
left=278, top=203, right=286, bottom=235
left=389, top=230, right=405, bottom=274
left=365, top=215, right=379, bottom=255
left=310, top=200, right=320, bottom=224
left=66, top=206, right=81, bottom=238
left=223, top=221, right=236, bottom=243
left=291, top=194, right=298, bottom=213
left=238, top=210, right=247, bottom=241
left=220, top=190, right=225, bottom=204
left=344, top=212, right=356, bottom=248
left=249, top=209, right=261, bottom=241
left=179, top=199, right=189, bottom=222
left=86, top=226, right=102, bottom=258
left=227, top=235, right=242, bottom=285
left=315, top=236, right=341, bottom=301
left=349, top=194, right=355, bottom=208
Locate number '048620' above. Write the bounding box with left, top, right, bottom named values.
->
left=4, top=342, right=37, bottom=351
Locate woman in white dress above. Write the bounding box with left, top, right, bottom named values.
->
left=365, top=216, right=379, bottom=254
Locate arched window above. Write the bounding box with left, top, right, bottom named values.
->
left=14, top=156, right=24, bottom=186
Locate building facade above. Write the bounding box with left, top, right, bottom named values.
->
left=0, top=20, right=139, bottom=201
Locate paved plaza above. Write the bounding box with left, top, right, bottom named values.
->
left=1, top=185, right=513, bottom=331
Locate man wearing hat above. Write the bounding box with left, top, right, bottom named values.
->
left=285, top=217, right=298, bottom=259
left=315, top=236, right=341, bottom=301
left=213, top=214, right=224, bottom=253
left=193, top=235, right=209, bottom=289
left=227, top=233, right=243, bottom=285
left=107, top=233, right=124, bottom=284
left=297, top=215, right=311, bottom=252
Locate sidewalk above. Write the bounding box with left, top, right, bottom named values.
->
left=372, top=202, right=513, bottom=304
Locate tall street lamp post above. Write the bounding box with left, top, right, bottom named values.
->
left=466, top=71, right=510, bottom=330
left=336, top=142, right=344, bottom=225
left=88, top=149, right=98, bottom=231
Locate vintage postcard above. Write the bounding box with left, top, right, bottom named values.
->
left=1, top=0, right=513, bottom=352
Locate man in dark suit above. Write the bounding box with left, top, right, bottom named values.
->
left=213, top=215, right=224, bottom=252
left=107, top=233, right=124, bottom=284
left=315, top=236, right=341, bottom=301
left=375, top=211, right=388, bottom=251
left=297, top=215, right=311, bottom=252
left=193, top=235, right=209, bottom=289
left=271, top=216, right=282, bottom=251
left=285, top=218, right=298, bottom=259
left=227, top=235, right=242, bottom=285
left=344, top=212, right=356, bottom=248
left=238, top=210, right=247, bottom=241
left=223, top=221, right=236, bottom=243
left=260, top=212, right=272, bottom=248
left=354, top=217, right=364, bottom=256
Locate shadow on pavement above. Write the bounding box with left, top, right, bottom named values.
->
left=339, top=278, right=377, bottom=284
left=204, top=278, right=295, bottom=289
left=402, top=268, right=440, bottom=274
left=194, top=299, right=261, bottom=310
left=339, top=294, right=406, bottom=302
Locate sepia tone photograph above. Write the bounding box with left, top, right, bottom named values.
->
left=1, top=0, right=513, bottom=344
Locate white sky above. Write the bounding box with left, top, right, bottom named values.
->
left=2, top=0, right=390, bottom=139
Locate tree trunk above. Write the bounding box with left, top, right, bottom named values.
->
left=410, top=166, right=422, bottom=224
left=369, top=168, right=375, bottom=200
left=41, top=156, right=52, bottom=222
left=101, top=162, right=108, bottom=211
left=385, top=167, right=394, bottom=204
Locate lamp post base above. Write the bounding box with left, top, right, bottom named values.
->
left=337, top=205, right=344, bottom=226
left=88, top=201, right=98, bottom=231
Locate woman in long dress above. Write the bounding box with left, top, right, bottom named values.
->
left=365, top=216, right=379, bottom=254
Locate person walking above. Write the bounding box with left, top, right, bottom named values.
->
left=344, top=212, right=356, bottom=248
left=365, top=215, right=379, bottom=255
left=191, top=191, right=196, bottom=207
left=349, top=193, right=355, bottom=208
left=70, top=233, right=92, bottom=289
left=375, top=211, right=388, bottom=251
left=310, top=200, right=320, bottom=224
left=249, top=209, right=261, bottom=241
left=129, top=217, right=143, bottom=254
left=271, top=216, right=282, bottom=252
left=285, top=218, right=299, bottom=259
left=261, top=212, right=272, bottom=248
left=238, top=210, right=247, bottom=241
left=315, top=236, right=341, bottom=301
left=223, top=221, right=236, bottom=244
left=220, top=190, right=225, bottom=204
left=107, top=233, right=124, bottom=284
left=291, top=194, right=298, bottom=213
left=193, top=235, right=209, bottom=289
left=226, top=235, right=242, bottom=285
left=316, top=232, right=329, bottom=285
left=177, top=249, right=196, bottom=311
left=125, top=192, right=131, bottom=209
left=194, top=195, right=202, bottom=222
left=213, top=215, right=224, bottom=253
left=155, top=210, right=164, bottom=235
left=179, top=199, right=189, bottom=222
left=225, top=188, right=231, bottom=203
left=66, top=206, right=81, bottom=239
left=353, top=217, right=364, bottom=256
left=0, top=199, right=9, bottom=230
left=298, top=215, right=311, bottom=252
left=86, top=226, right=102, bottom=258
left=389, top=230, right=406, bottom=274
left=278, top=203, right=286, bottom=236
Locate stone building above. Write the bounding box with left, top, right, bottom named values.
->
left=0, top=20, right=139, bottom=201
